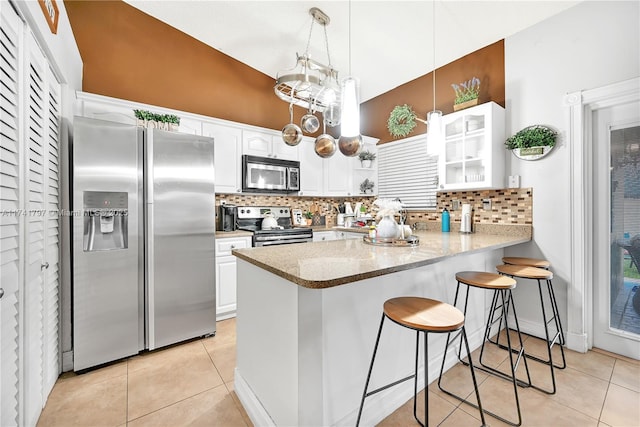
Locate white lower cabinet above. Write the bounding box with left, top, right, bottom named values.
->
left=215, top=236, right=251, bottom=320
left=336, top=231, right=364, bottom=240
left=313, top=231, right=337, bottom=242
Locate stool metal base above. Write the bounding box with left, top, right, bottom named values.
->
left=491, top=274, right=567, bottom=395
left=439, top=281, right=531, bottom=426
left=356, top=313, right=486, bottom=427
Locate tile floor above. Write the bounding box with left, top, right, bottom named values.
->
left=38, top=318, right=640, bottom=427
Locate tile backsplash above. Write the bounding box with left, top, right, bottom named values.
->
left=215, top=187, right=532, bottom=227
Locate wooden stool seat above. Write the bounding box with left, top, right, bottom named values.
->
left=502, top=257, right=550, bottom=269
left=384, top=297, right=464, bottom=332
left=357, top=296, right=486, bottom=426
left=496, top=264, right=553, bottom=280
left=455, top=271, right=517, bottom=289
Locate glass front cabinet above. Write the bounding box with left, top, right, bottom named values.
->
left=438, top=101, right=505, bottom=190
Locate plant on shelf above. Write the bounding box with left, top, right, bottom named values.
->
left=133, top=109, right=181, bottom=130
left=304, top=210, right=314, bottom=225
left=451, top=77, right=480, bottom=111
left=360, top=178, right=375, bottom=194
left=505, top=125, right=557, bottom=158
left=387, top=104, right=427, bottom=138
left=358, top=150, right=377, bottom=167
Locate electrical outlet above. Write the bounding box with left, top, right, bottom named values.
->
left=452, top=199, right=460, bottom=210
left=508, top=175, right=520, bottom=188
left=482, top=198, right=492, bottom=210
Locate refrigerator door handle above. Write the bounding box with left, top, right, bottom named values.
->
left=145, top=129, right=155, bottom=349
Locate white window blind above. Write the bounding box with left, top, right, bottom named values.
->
left=377, top=135, right=438, bottom=209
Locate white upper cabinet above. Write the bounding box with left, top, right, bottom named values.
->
left=438, top=101, right=505, bottom=191
left=324, top=151, right=353, bottom=196
left=242, top=129, right=299, bottom=161
left=298, top=137, right=324, bottom=196
left=202, top=122, right=243, bottom=194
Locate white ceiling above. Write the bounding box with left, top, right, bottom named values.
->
left=123, top=1, right=581, bottom=102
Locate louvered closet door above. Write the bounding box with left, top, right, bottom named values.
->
left=23, top=30, right=47, bottom=427
left=0, top=2, right=23, bottom=426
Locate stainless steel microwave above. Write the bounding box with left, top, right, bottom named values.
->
left=242, top=155, right=300, bottom=193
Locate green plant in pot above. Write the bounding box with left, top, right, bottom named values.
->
left=505, top=125, right=557, bottom=157
left=451, top=77, right=480, bottom=111
left=360, top=178, right=375, bottom=194
left=358, top=150, right=376, bottom=167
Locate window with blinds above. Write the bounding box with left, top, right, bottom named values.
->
left=377, top=135, right=438, bottom=209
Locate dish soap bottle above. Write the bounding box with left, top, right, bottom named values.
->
left=441, top=208, right=450, bottom=232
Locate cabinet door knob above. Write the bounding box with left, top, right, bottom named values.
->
left=230, top=245, right=235, bottom=249
left=41, top=262, right=49, bottom=270
left=0, top=288, right=4, bottom=299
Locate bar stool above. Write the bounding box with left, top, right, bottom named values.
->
left=501, top=257, right=567, bottom=352
left=356, top=297, right=486, bottom=427
left=495, top=263, right=567, bottom=395
left=439, top=271, right=531, bottom=427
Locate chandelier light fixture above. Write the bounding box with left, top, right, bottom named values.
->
left=427, top=0, right=442, bottom=154
left=274, top=7, right=341, bottom=129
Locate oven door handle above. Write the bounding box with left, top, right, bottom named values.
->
left=257, top=238, right=311, bottom=247
left=255, top=234, right=312, bottom=241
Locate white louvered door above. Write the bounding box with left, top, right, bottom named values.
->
left=1, top=2, right=61, bottom=425
left=0, top=3, right=23, bottom=426
left=23, top=29, right=61, bottom=426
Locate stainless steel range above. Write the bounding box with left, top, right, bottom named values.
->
left=236, top=206, right=313, bottom=247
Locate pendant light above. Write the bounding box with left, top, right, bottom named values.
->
left=427, top=0, right=442, bottom=155
left=338, top=0, right=363, bottom=157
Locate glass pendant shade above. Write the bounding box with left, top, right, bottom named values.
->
left=427, top=110, right=443, bottom=155
left=338, top=76, right=362, bottom=156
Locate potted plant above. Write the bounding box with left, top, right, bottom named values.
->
left=505, top=125, right=557, bottom=159
left=304, top=211, right=314, bottom=226
left=451, top=77, right=480, bottom=111
left=358, top=150, right=377, bottom=168
left=133, top=110, right=181, bottom=131
left=360, top=178, right=375, bottom=194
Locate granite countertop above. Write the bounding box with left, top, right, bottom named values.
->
left=232, top=229, right=531, bottom=289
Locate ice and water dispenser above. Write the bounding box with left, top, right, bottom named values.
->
left=83, top=191, right=128, bottom=251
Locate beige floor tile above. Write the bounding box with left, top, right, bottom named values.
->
left=610, top=359, right=640, bottom=392
left=598, top=422, right=613, bottom=427
left=127, top=384, right=248, bottom=427
left=204, top=342, right=236, bottom=383
left=37, top=374, right=127, bottom=427
left=57, top=360, right=128, bottom=386
left=565, top=348, right=615, bottom=381
left=202, top=318, right=237, bottom=351
left=600, top=383, right=640, bottom=427
left=550, top=366, right=609, bottom=420
left=440, top=406, right=485, bottom=426
left=519, top=334, right=566, bottom=366
left=593, top=347, right=640, bottom=366
left=225, top=382, right=254, bottom=427
left=376, top=389, right=456, bottom=427
left=127, top=341, right=224, bottom=421
left=430, top=361, right=489, bottom=407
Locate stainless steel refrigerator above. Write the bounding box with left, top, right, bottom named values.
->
left=72, top=116, right=215, bottom=371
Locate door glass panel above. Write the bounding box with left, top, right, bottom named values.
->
left=610, top=125, right=640, bottom=336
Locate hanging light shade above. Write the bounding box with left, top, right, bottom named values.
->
left=426, top=1, right=442, bottom=156
left=338, top=76, right=362, bottom=156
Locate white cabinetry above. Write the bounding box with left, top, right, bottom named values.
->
left=313, top=231, right=337, bottom=242
left=203, top=122, right=243, bottom=194
left=215, top=236, right=251, bottom=320
left=242, top=129, right=299, bottom=161
left=438, top=101, right=505, bottom=190
left=324, top=152, right=353, bottom=196
left=298, top=137, right=324, bottom=196
left=336, top=231, right=364, bottom=240
left=353, top=136, right=379, bottom=196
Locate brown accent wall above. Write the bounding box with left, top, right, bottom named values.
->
left=64, top=1, right=504, bottom=141
left=361, top=41, right=505, bottom=144
left=64, top=0, right=293, bottom=131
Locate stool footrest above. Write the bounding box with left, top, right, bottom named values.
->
left=364, top=373, right=415, bottom=399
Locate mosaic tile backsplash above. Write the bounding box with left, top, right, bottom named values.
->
left=215, top=188, right=533, bottom=228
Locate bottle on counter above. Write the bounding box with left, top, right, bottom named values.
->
left=441, top=208, right=450, bottom=232
left=369, top=225, right=377, bottom=239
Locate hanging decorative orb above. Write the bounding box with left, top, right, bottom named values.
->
left=338, top=134, right=363, bottom=157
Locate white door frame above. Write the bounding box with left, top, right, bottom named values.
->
left=564, top=77, right=640, bottom=353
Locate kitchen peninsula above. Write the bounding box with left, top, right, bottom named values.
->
left=232, top=228, right=531, bottom=426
